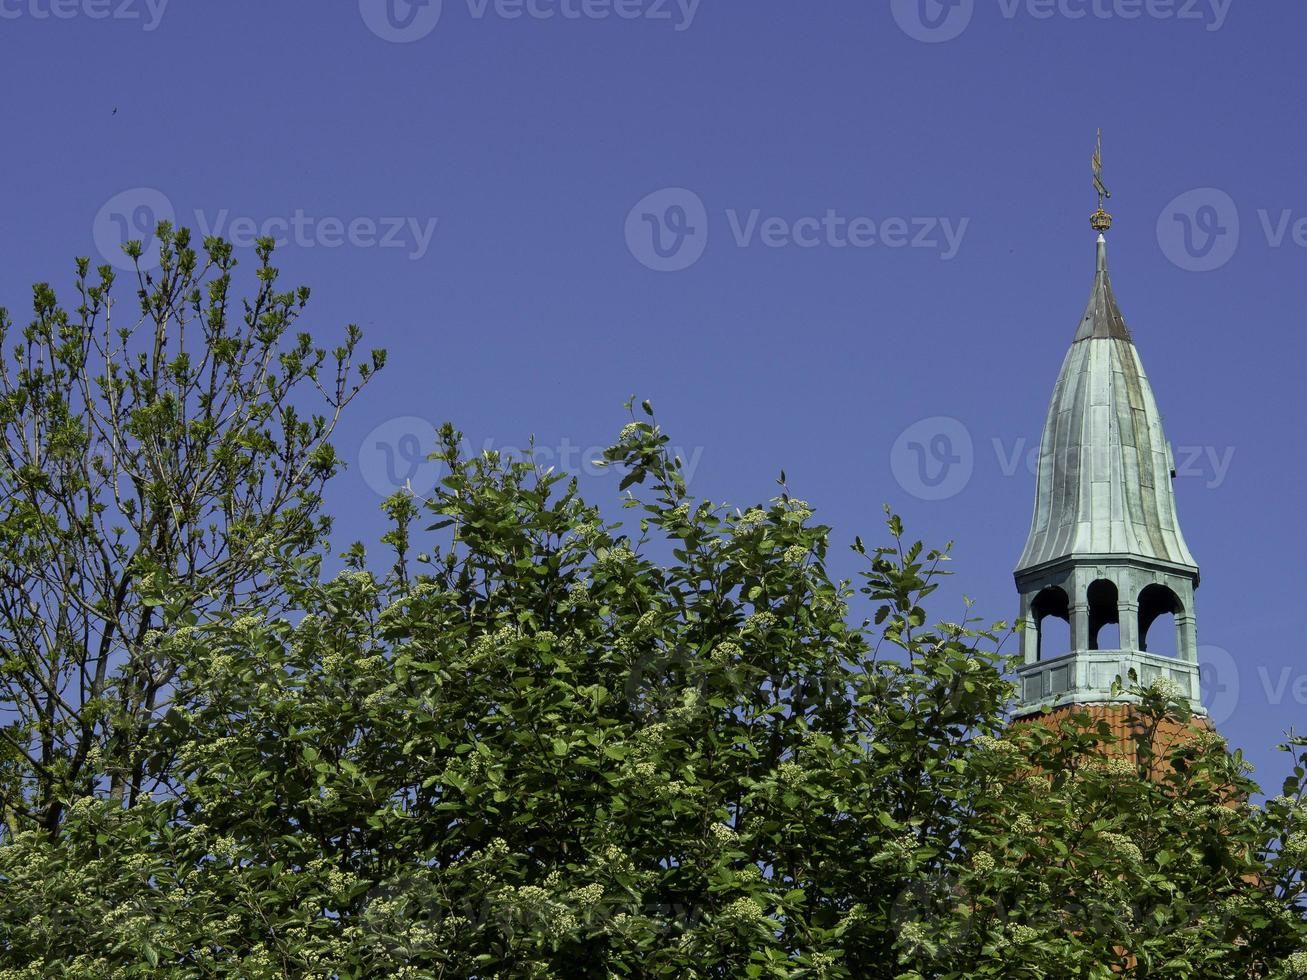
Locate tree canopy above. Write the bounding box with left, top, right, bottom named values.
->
left=0, top=238, right=1304, bottom=978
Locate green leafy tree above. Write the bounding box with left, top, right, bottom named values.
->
left=0, top=229, right=381, bottom=836
left=0, top=245, right=1304, bottom=976
left=1, top=401, right=1304, bottom=977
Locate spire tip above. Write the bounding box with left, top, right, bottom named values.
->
left=1091, top=129, right=1114, bottom=231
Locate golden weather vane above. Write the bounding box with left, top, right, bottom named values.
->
left=1091, top=128, right=1113, bottom=232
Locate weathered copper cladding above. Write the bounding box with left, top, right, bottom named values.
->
left=1012, top=235, right=1205, bottom=718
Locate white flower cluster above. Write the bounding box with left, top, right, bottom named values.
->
left=735, top=508, right=768, bottom=534
left=636, top=723, right=670, bottom=747
left=464, top=625, right=519, bottom=669
left=1024, top=775, right=1049, bottom=794
left=570, top=883, right=604, bottom=908
left=709, top=823, right=739, bottom=846
left=782, top=498, right=813, bottom=520
left=883, top=833, right=917, bottom=861
left=362, top=690, right=391, bottom=711
left=1099, top=831, right=1143, bottom=865
left=897, top=920, right=930, bottom=953
left=597, top=546, right=637, bottom=571
left=783, top=545, right=808, bottom=565
left=777, top=761, right=807, bottom=787
left=972, top=734, right=1014, bottom=755
left=710, top=641, right=742, bottom=667
left=208, top=653, right=236, bottom=676
left=65, top=796, right=103, bottom=819
left=1012, top=814, right=1037, bottom=836
left=211, top=836, right=240, bottom=862
left=1007, top=923, right=1039, bottom=944
left=1147, top=676, right=1182, bottom=702
left=1282, top=949, right=1307, bottom=977
left=630, top=761, right=657, bottom=782
left=670, top=687, right=702, bottom=720
left=573, top=521, right=601, bottom=540
left=341, top=568, right=376, bottom=589
left=325, top=867, right=359, bottom=897
left=656, top=779, right=697, bottom=801
left=241, top=944, right=276, bottom=971
left=1096, top=756, right=1137, bottom=780
left=717, top=896, right=765, bottom=928
left=809, top=951, right=837, bottom=974
left=495, top=884, right=578, bottom=940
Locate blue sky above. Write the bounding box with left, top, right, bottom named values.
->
left=1, top=0, right=1303, bottom=788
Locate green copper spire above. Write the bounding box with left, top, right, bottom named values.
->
left=1011, top=227, right=1203, bottom=718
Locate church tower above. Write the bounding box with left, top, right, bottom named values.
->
left=1012, top=142, right=1207, bottom=722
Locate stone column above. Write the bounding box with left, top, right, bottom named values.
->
left=1019, top=593, right=1039, bottom=664
left=1118, top=599, right=1140, bottom=651
left=1177, top=614, right=1198, bottom=663
left=1071, top=603, right=1090, bottom=654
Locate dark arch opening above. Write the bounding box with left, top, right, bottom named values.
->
left=1138, top=584, right=1182, bottom=656
left=1032, top=586, right=1071, bottom=661
left=1087, top=579, right=1120, bottom=650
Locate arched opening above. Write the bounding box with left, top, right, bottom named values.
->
left=1138, top=584, right=1182, bottom=657
left=1087, top=579, right=1120, bottom=650
left=1032, top=586, right=1071, bottom=660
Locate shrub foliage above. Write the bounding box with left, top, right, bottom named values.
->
left=0, top=242, right=1304, bottom=978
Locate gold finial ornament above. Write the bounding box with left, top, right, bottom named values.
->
left=1091, top=128, right=1113, bottom=232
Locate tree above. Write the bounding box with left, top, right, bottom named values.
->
left=0, top=228, right=382, bottom=837
left=0, top=399, right=1303, bottom=977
